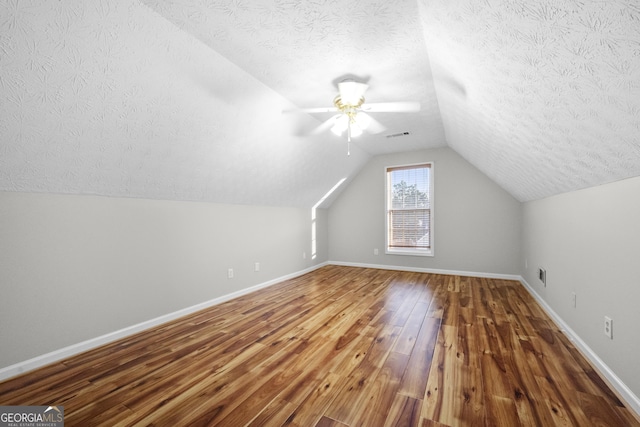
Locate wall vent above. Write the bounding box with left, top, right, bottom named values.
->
left=386, top=131, right=410, bottom=138
left=538, top=268, right=546, bottom=286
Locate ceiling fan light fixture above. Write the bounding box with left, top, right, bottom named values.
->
left=349, top=123, right=363, bottom=138
left=355, top=112, right=371, bottom=130
left=338, top=80, right=368, bottom=105
left=331, top=115, right=349, bottom=136
left=331, top=114, right=363, bottom=139
left=294, top=78, right=419, bottom=154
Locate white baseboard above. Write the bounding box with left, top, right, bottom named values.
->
left=0, top=262, right=328, bottom=382
left=328, top=260, right=522, bottom=281
left=519, top=277, right=640, bottom=418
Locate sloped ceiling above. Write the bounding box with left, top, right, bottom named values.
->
left=1, top=0, right=639, bottom=208
left=420, top=0, right=640, bottom=202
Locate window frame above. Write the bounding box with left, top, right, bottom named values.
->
left=385, top=162, right=434, bottom=257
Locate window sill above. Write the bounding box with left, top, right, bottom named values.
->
left=386, top=248, right=434, bottom=257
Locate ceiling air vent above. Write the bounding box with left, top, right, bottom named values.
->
left=386, top=131, right=410, bottom=138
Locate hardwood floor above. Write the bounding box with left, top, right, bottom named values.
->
left=0, top=265, right=638, bottom=426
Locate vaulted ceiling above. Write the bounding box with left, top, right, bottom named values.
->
left=1, top=0, right=639, bottom=208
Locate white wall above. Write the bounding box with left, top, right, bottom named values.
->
left=522, top=175, right=640, bottom=400
left=328, top=147, right=522, bottom=275
left=0, top=191, right=326, bottom=370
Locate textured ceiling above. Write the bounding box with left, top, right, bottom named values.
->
left=140, top=0, right=446, bottom=155
left=1, top=0, right=639, bottom=208
left=0, top=0, right=443, bottom=208
left=419, top=0, right=640, bottom=201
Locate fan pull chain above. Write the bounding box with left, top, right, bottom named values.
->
left=347, top=119, right=352, bottom=155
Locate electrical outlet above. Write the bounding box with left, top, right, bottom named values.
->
left=374, top=248, right=379, bottom=255
left=538, top=268, right=546, bottom=286
left=254, top=262, right=260, bottom=272
left=571, top=292, right=576, bottom=308
left=227, top=268, right=234, bottom=279
left=604, top=316, right=613, bottom=339
left=302, top=252, right=306, bottom=259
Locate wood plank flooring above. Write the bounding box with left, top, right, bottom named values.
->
left=0, top=265, right=638, bottom=426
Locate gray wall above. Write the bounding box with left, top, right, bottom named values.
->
left=521, top=175, right=640, bottom=399
left=0, top=191, right=326, bottom=369
left=328, top=147, right=522, bottom=275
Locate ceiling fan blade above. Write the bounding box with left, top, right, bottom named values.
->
left=309, top=115, right=341, bottom=135
left=338, top=80, right=368, bottom=105
left=361, top=102, right=421, bottom=113
left=283, top=106, right=339, bottom=114
left=356, top=112, right=387, bottom=134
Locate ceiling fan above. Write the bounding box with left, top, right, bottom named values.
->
left=287, top=79, right=421, bottom=155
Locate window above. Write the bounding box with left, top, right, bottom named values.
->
left=386, top=163, right=433, bottom=256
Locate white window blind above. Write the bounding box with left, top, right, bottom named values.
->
left=386, top=163, right=432, bottom=255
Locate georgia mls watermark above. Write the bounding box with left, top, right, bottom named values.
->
left=0, top=406, right=64, bottom=427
